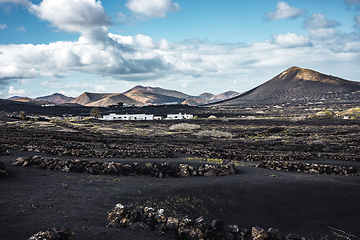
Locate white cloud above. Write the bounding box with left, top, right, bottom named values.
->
left=303, top=14, right=341, bottom=40
left=1, top=30, right=360, bottom=96
left=0, top=23, right=6, bottom=29
left=272, top=32, right=312, bottom=48
left=29, top=0, right=112, bottom=33
left=263, top=1, right=305, bottom=21
left=303, top=14, right=341, bottom=30
left=342, top=41, right=360, bottom=52
left=134, top=34, right=156, bottom=48
left=8, top=86, right=26, bottom=96
left=15, top=25, right=26, bottom=31
left=126, top=0, right=180, bottom=19
left=307, top=28, right=339, bottom=39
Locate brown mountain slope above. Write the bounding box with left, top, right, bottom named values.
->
left=124, top=85, right=192, bottom=99
left=85, top=93, right=139, bottom=107
left=9, top=97, right=52, bottom=105
left=69, top=92, right=112, bottom=106
left=182, top=98, right=209, bottom=106
left=124, top=85, right=191, bottom=105
left=198, top=93, right=215, bottom=100
left=211, top=91, right=240, bottom=101
left=213, top=66, right=360, bottom=106
left=35, top=93, right=74, bottom=104
left=70, top=92, right=139, bottom=107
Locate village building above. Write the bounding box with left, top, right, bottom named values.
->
left=165, top=113, right=193, bottom=120
left=100, top=113, right=193, bottom=121
left=101, top=113, right=154, bottom=120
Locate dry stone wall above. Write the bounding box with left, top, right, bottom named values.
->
left=256, top=160, right=360, bottom=176
left=28, top=227, right=74, bottom=240
left=107, top=203, right=310, bottom=240
left=12, top=156, right=236, bottom=178
left=0, top=159, right=9, bottom=178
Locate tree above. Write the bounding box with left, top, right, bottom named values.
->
left=90, top=107, right=100, bottom=118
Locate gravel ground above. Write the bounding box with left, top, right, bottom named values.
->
left=1, top=150, right=359, bottom=240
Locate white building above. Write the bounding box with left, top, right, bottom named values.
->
left=101, top=113, right=154, bottom=120
left=165, top=113, right=193, bottom=120
left=101, top=113, right=193, bottom=120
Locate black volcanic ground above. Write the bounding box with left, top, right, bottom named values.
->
left=1, top=115, right=360, bottom=240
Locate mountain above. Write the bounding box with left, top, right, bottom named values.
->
left=211, top=91, right=241, bottom=101
left=7, top=96, right=29, bottom=100
left=197, top=93, right=215, bottom=100
left=69, top=92, right=138, bottom=107
left=86, top=93, right=139, bottom=107
left=124, top=85, right=192, bottom=105
left=46, top=85, right=241, bottom=107
left=69, top=92, right=112, bottom=106
left=124, top=85, right=192, bottom=99
left=182, top=98, right=210, bottom=106
left=212, top=66, right=360, bottom=106
left=8, top=97, right=51, bottom=105
left=35, top=93, right=74, bottom=104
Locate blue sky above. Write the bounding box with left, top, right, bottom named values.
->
left=1, top=0, right=360, bottom=98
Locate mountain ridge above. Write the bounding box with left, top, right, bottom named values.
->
left=35, top=93, right=74, bottom=104
left=210, top=66, right=360, bottom=106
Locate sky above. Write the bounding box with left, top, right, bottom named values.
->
left=1, top=0, right=360, bottom=98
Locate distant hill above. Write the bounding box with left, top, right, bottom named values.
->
left=7, top=96, right=29, bottom=100
left=211, top=66, right=360, bottom=106
left=69, top=92, right=139, bottom=107
left=66, top=86, right=241, bottom=107
left=211, top=91, right=241, bottom=101
left=124, top=85, right=192, bottom=99
left=6, top=85, right=241, bottom=108
left=8, top=97, right=51, bottom=105
left=85, top=93, right=139, bottom=107
left=35, top=93, right=74, bottom=104
left=182, top=98, right=210, bottom=106
left=124, top=85, right=192, bottom=105
left=197, top=93, right=215, bottom=100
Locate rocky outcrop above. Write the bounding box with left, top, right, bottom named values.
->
left=0, top=145, right=9, bottom=155
left=256, top=160, right=360, bottom=176
left=28, top=227, right=74, bottom=240
left=0, top=159, right=9, bottom=178
left=12, top=156, right=236, bottom=178
left=107, top=203, right=309, bottom=240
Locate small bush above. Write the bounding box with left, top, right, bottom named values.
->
left=194, top=129, right=233, bottom=138
left=290, top=116, right=306, bottom=122
left=169, top=123, right=201, bottom=131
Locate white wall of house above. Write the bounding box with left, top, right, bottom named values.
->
left=165, top=113, right=193, bottom=120
left=101, top=113, right=154, bottom=120
left=101, top=113, right=193, bottom=120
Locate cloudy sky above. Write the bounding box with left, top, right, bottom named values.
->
left=1, top=0, right=360, bottom=98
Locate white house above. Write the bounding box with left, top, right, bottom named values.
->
left=165, top=113, right=193, bottom=120
left=101, top=113, right=154, bottom=120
